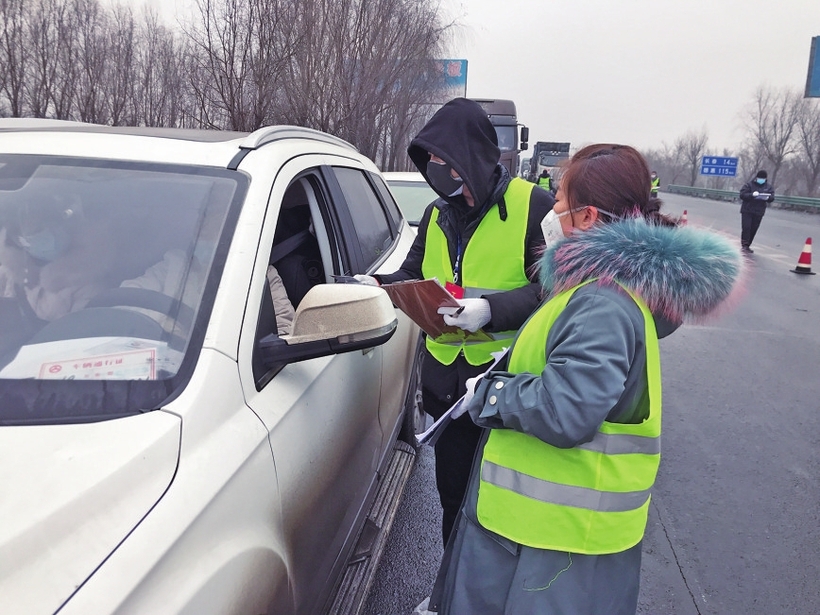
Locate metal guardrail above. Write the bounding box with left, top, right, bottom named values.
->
left=666, top=184, right=820, bottom=210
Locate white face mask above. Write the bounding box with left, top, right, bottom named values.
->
left=540, top=206, right=623, bottom=250
left=540, top=208, right=574, bottom=250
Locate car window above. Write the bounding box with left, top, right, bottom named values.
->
left=252, top=173, right=347, bottom=387
left=332, top=166, right=393, bottom=270
left=0, top=155, right=246, bottom=423
left=384, top=179, right=437, bottom=225
left=369, top=172, right=403, bottom=230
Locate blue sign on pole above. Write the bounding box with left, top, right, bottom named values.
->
left=700, top=156, right=738, bottom=177
left=806, top=36, right=820, bottom=98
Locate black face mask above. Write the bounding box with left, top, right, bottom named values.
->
left=426, top=160, right=464, bottom=197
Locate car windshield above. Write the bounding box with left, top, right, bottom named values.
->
left=386, top=180, right=436, bottom=225
left=0, top=155, right=246, bottom=425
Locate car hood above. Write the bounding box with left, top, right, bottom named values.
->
left=0, top=410, right=181, bottom=614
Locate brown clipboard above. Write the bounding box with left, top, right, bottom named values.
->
left=380, top=279, right=494, bottom=343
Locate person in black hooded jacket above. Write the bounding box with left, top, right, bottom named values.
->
left=356, top=98, right=554, bottom=544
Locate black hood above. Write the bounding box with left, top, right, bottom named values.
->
left=408, top=98, right=503, bottom=210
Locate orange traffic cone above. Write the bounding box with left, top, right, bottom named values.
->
left=680, top=210, right=688, bottom=225
left=791, top=238, right=816, bottom=275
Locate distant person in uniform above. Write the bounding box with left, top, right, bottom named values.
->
left=650, top=171, right=660, bottom=197
left=537, top=169, right=552, bottom=192
left=738, top=169, right=775, bottom=253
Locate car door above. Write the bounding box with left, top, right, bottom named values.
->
left=237, top=154, right=384, bottom=615
left=326, top=166, right=418, bottom=449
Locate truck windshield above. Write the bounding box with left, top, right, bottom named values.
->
left=0, top=155, right=246, bottom=425
left=494, top=126, right=517, bottom=152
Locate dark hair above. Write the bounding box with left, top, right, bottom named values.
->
left=561, top=144, right=678, bottom=227
left=756, top=169, right=768, bottom=179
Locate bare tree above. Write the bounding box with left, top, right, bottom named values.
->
left=674, top=128, right=709, bottom=186
left=0, top=0, right=30, bottom=117
left=106, top=4, right=137, bottom=126
left=133, top=8, right=188, bottom=127
left=643, top=141, right=687, bottom=188
left=183, top=0, right=296, bottom=131
left=25, top=0, right=66, bottom=117
left=73, top=0, right=111, bottom=123
left=278, top=0, right=452, bottom=166
left=743, top=86, right=801, bottom=186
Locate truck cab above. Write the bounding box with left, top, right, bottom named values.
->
left=469, top=98, right=529, bottom=176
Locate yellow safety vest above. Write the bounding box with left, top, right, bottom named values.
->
left=476, top=281, right=662, bottom=554
left=538, top=176, right=551, bottom=190
left=651, top=177, right=660, bottom=194
left=421, top=177, right=533, bottom=366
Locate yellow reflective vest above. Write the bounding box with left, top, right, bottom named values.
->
left=651, top=176, right=660, bottom=195
left=476, top=281, right=662, bottom=554
left=421, top=177, right=533, bottom=366
left=537, top=176, right=551, bottom=190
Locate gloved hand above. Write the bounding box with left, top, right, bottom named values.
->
left=353, top=274, right=379, bottom=286
left=437, top=297, right=491, bottom=332
left=451, top=374, right=485, bottom=420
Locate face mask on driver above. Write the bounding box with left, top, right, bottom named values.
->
left=18, top=227, right=69, bottom=262
left=426, top=159, right=464, bottom=197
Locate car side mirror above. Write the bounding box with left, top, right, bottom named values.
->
left=259, top=283, right=397, bottom=366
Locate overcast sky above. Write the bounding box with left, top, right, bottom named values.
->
left=444, top=0, right=820, bottom=153
left=140, top=0, right=819, bottom=154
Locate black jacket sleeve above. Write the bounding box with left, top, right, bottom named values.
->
left=374, top=202, right=435, bottom=284
left=483, top=186, right=554, bottom=332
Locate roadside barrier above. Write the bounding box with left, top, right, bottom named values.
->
left=791, top=238, right=816, bottom=275
left=666, top=185, right=820, bottom=211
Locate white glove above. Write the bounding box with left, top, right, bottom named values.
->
left=353, top=274, right=379, bottom=286
left=451, top=375, right=482, bottom=419
left=752, top=191, right=759, bottom=197
left=438, top=298, right=491, bottom=332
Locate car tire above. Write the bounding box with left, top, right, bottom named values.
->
left=398, top=333, right=426, bottom=448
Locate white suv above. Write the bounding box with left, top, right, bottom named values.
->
left=0, top=120, right=421, bottom=615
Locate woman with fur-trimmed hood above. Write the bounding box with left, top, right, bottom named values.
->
left=428, top=144, right=745, bottom=615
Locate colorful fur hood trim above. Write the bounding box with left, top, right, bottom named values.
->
left=538, top=218, right=745, bottom=323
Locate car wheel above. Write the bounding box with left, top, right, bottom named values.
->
left=398, top=333, right=426, bottom=447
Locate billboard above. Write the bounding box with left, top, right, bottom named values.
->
left=431, top=59, right=468, bottom=103
left=806, top=36, right=820, bottom=98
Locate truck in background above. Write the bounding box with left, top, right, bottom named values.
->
left=528, top=141, right=571, bottom=183
left=469, top=98, right=529, bottom=177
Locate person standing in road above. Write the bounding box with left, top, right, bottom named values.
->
left=355, top=98, right=553, bottom=545
left=650, top=170, right=660, bottom=197
left=537, top=169, right=552, bottom=192
left=739, top=169, right=775, bottom=253
left=429, top=144, right=745, bottom=615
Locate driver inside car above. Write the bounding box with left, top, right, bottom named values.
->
left=0, top=196, right=116, bottom=323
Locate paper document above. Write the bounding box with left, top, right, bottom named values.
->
left=380, top=278, right=493, bottom=343
left=416, top=348, right=509, bottom=447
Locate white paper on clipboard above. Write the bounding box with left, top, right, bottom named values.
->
left=416, top=347, right=509, bottom=447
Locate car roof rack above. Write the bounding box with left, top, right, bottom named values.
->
left=238, top=125, right=357, bottom=152
left=227, top=125, right=357, bottom=170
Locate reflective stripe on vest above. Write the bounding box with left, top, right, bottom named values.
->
left=476, top=281, right=661, bottom=554
left=421, top=177, right=533, bottom=366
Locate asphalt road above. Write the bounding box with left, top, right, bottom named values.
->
left=364, top=193, right=820, bottom=615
